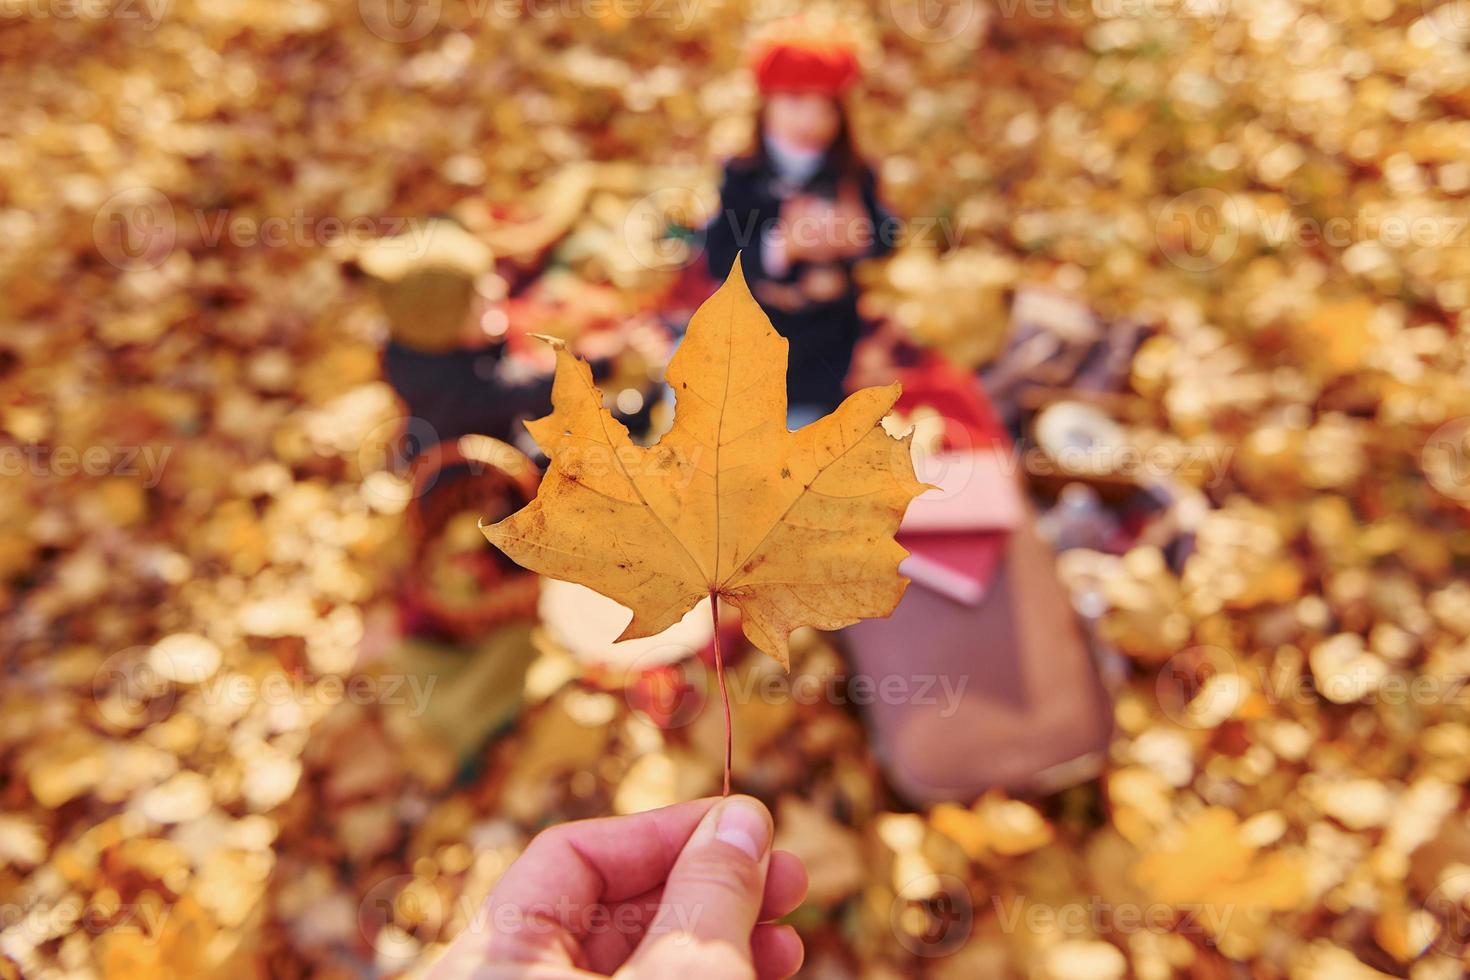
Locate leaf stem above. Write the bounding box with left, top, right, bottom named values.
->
left=709, top=591, right=731, bottom=797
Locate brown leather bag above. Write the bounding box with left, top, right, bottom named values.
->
left=844, top=503, right=1113, bottom=805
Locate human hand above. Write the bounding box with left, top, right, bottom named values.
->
left=780, top=194, right=872, bottom=263
left=827, top=190, right=876, bottom=259
left=778, top=195, right=839, bottom=263
left=428, top=796, right=807, bottom=980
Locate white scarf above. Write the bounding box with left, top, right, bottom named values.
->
left=763, top=134, right=825, bottom=186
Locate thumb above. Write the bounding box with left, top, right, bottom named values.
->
left=624, top=795, right=772, bottom=978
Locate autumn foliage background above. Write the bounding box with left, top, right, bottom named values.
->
left=5, top=0, right=1470, bottom=977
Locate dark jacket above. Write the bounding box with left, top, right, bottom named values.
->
left=705, top=151, right=894, bottom=410
left=383, top=342, right=552, bottom=453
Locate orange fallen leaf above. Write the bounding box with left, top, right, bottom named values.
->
left=483, top=257, right=925, bottom=665
left=482, top=257, right=926, bottom=790
left=1131, top=806, right=1306, bottom=957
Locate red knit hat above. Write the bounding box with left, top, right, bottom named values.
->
left=751, top=34, right=860, bottom=96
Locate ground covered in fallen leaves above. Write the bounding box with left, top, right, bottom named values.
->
left=4, top=1, right=1470, bottom=978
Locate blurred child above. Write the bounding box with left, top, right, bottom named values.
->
left=705, top=29, right=893, bottom=426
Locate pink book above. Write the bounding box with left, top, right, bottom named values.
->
left=905, top=449, right=1025, bottom=532
left=899, top=531, right=1009, bottom=606
left=896, top=448, right=1022, bottom=605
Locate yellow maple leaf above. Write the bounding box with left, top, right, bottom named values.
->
left=1131, top=806, right=1306, bottom=957
left=481, top=257, right=927, bottom=669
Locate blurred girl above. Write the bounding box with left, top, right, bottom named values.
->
left=705, top=30, right=893, bottom=426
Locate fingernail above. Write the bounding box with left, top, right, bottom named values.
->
left=714, top=797, right=770, bottom=861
